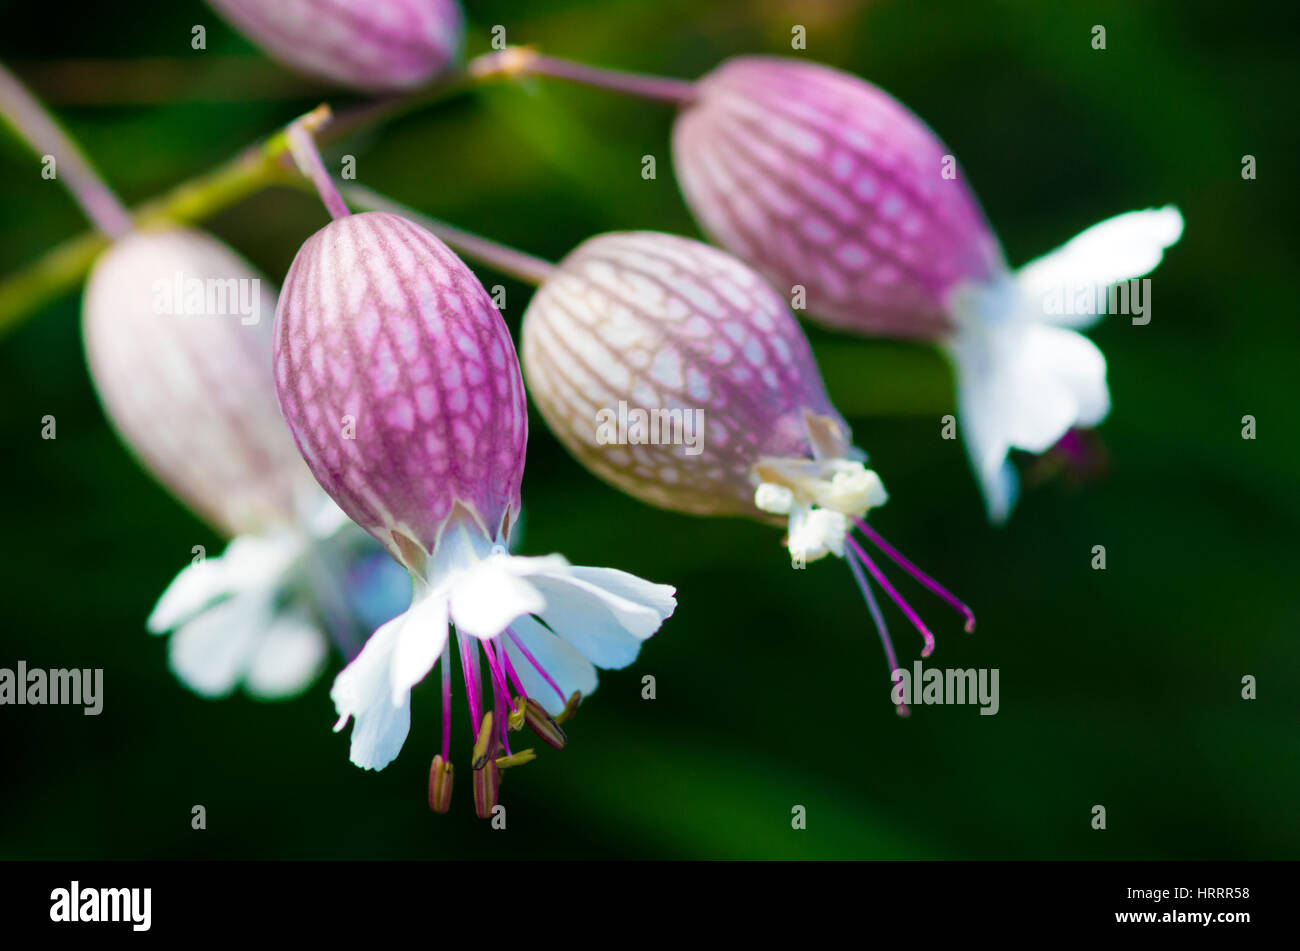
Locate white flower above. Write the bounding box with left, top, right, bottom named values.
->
left=146, top=499, right=402, bottom=700
left=946, top=206, right=1184, bottom=522
left=329, top=506, right=677, bottom=787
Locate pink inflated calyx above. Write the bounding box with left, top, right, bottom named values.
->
left=274, top=210, right=526, bottom=568
left=523, top=230, right=850, bottom=520
left=673, top=56, right=1004, bottom=339
left=207, top=0, right=464, bottom=92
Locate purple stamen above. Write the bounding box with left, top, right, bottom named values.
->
left=845, top=547, right=910, bottom=717
left=845, top=536, right=935, bottom=657
left=854, top=517, right=976, bottom=633
left=458, top=631, right=484, bottom=737
left=440, top=647, right=452, bottom=761
left=506, top=626, right=568, bottom=704
left=481, top=638, right=514, bottom=755
left=501, top=644, right=529, bottom=702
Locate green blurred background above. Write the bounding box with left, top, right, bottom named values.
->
left=1, top=0, right=1296, bottom=859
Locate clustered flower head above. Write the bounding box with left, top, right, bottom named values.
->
left=2, top=11, right=1186, bottom=817
left=478, top=48, right=1184, bottom=522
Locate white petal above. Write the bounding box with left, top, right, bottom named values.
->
left=220, top=532, right=304, bottom=588
left=167, top=590, right=272, bottom=698
left=948, top=318, right=1109, bottom=524
left=787, top=505, right=848, bottom=562
left=504, top=614, right=599, bottom=716
left=330, top=610, right=413, bottom=770
left=1018, top=206, right=1184, bottom=328
left=448, top=555, right=546, bottom=638
left=147, top=557, right=230, bottom=633
left=1003, top=326, right=1109, bottom=451
left=149, top=532, right=302, bottom=633
left=244, top=606, right=328, bottom=699
left=390, top=591, right=450, bottom=703
left=562, top=566, right=678, bottom=627
left=528, top=567, right=676, bottom=669
left=949, top=335, right=1017, bottom=524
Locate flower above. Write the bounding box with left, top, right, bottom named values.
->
left=83, top=226, right=405, bottom=697
left=945, top=208, right=1183, bottom=520
left=670, top=56, right=1184, bottom=521
left=273, top=211, right=676, bottom=813
left=521, top=230, right=971, bottom=713
left=206, top=0, right=463, bottom=91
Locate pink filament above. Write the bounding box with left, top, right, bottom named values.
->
left=506, top=627, right=568, bottom=704
left=854, top=518, right=975, bottom=633
left=844, top=548, right=910, bottom=718
left=481, top=638, right=514, bottom=756
left=440, top=647, right=452, bottom=761
left=845, top=536, right=935, bottom=657
left=501, top=643, right=528, bottom=701
left=457, top=631, right=484, bottom=738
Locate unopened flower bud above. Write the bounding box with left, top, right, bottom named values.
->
left=207, top=0, right=464, bottom=91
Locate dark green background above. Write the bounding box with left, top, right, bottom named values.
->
left=1, top=0, right=1296, bottom=859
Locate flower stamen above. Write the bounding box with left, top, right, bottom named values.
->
left=853, top=518, right=976, bottom=632
left=473, top=759, right=501, bottom=819
left=522, top=697, right=567, bottom=750
left=555, top=691, right=582, bottom=725
left=506, top=626, right=569, bottom=705
left=471, top=711, right=495, bottom=770
left=428, top=755, right=453, bottom=813
left=844, top=550, right=909, bottom=718
left=845, top=536, right=935, bottom=658
left=496, top=748, right=536, bottom=769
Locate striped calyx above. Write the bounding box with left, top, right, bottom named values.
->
left=672, top=56, right=1005, bottom=340
left=83, top=227, right=317, bottom=538
left=521, top=230, right=864, bottom=527
left=207, top=0, right=463, bottom=92
left=274, top=212, right=526, bottom=567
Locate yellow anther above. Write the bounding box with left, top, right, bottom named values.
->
left=496, top=748, right=536, bottom=769
left=508, top=696, right=527, bottom=731
left=471, top=711, right=495, bottom=769
left=555, top=691, right=582, bottom=725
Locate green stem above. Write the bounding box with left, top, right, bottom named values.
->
left=0, top=57, right=488, bottom=339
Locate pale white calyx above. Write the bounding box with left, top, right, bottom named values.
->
left=945, top=205, right=1184, bottom=523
